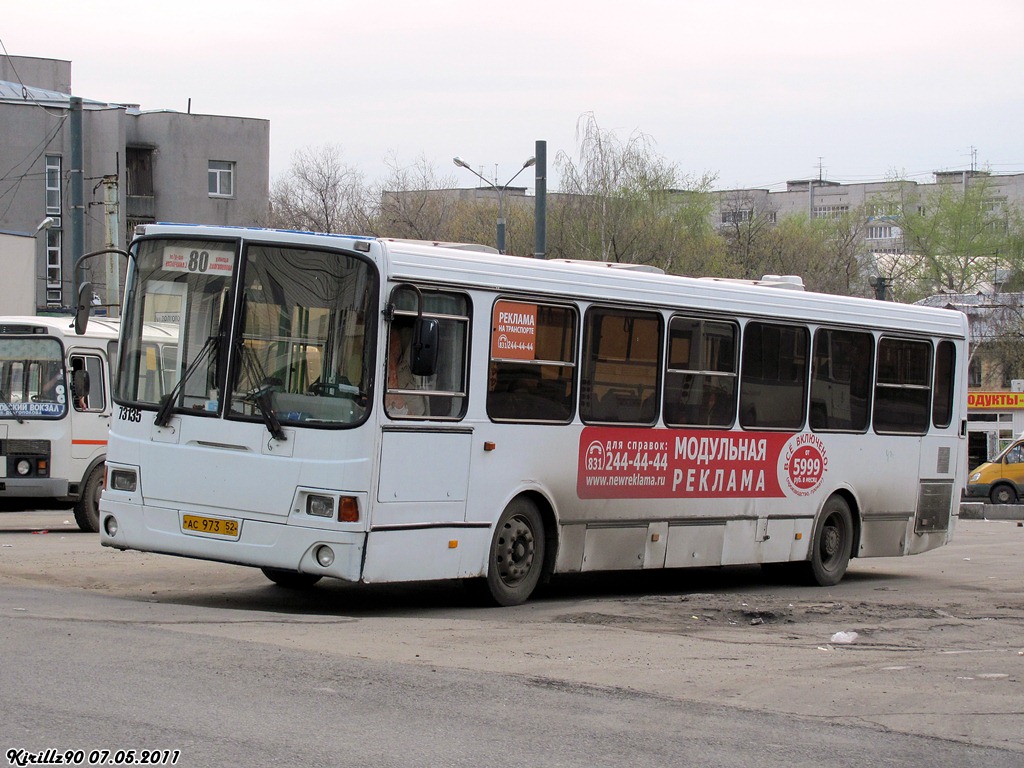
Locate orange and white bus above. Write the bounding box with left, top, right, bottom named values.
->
left=97, top=224, right=967, bottom=604
left=0, top=316, right=119, bottom=530
left=0, top=316, right=176, bottom=531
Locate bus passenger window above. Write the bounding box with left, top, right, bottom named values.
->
left=663, top=317, right=737, bottom=428
left=873, top=337, right=931, bottom=434
left=581, top=308, right=662, bottom=425
left=809, top=329, right=872, bottom=432
left=487, top=301, right=576, bottom=423
left=739, top=322, right=808, bottom=430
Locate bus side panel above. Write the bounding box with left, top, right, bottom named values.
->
left=361, top=527, right=491, bottom=583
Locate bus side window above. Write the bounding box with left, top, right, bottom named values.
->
left=71, top=354, right=106, bottom=412
left=487, top=301, right=576, bottom=423
left=739, top=322, right=809, bottom=430
left=810, top=328, right=873, bottom=432
left=580, top=307, right=662, bottom=425
left=663, top=316, right=737, bottom=429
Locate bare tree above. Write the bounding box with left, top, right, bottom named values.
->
left=550, top=113, right=718, bottom=272
left=369, top=154, right=461, bottom=240
left=266, top=145, right=368, bottom=234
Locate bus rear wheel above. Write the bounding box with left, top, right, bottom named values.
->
left=73, top=464, right=104, bottom=533
left=805, top=495, right=854, bottom=587
left=483, top=497, right=545, bottom=606
left=261, top=567, right=322, bottom=589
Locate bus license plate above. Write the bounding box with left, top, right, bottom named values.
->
left=182, top=514, right=240, bottom=539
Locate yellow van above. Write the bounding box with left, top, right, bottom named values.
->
left=966, top=439, right=1024, bottom=504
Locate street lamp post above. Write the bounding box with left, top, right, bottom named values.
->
left=453, top=155, right=535, bottom=254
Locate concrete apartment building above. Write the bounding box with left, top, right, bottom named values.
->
left=0, top=55, right=269, bottom=312
left=715, top=170, right=1024, bottom=267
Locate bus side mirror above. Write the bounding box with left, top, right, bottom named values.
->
left=410, top=317, right=438, bottom=377
left=73, top=369, right=90, bottom=401
left=74, top=282, right=93, bottom=335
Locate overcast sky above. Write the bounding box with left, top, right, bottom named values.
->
left=3, top=0, right=1022, bottom=193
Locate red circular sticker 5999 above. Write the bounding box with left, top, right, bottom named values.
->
left=782, top=434, right=828, bottom=496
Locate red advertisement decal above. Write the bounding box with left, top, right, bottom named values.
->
left=577, top=426, right=827, bottom=500
left=491, top=301, right=537, bottom=361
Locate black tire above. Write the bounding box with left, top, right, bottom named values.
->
left=804, top=495, right=854, bottom=587
left=72, top=464, right=104, bottom=532
left=261, top=567, right=322, bottom=589
left=989, top=484, right=1016, bottom=505
left=483, top=497, right=546, bottom=606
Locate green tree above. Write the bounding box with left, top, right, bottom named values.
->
left=885, top=172, right=1023, bottom=300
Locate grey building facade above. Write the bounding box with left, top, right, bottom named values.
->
left=714, top=171, right=1024, bottom=258
left=0, top=55, right=269, bottom=312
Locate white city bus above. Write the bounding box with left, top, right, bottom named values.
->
left=0, top=316, right=120, bottom=530
left=98, top=224, right=968, bottom=604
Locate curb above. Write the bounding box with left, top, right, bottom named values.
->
left=959, top=501, right=1024, bottom=521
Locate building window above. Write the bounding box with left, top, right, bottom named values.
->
left=208, top=160, right=234, bottom=197
left=721, top=209, right=753, bottom=224
left=46, top=227, right=62, bottom=307
left=867, top=225, right=895, bottom=240
left=45, top=155, right=61, bottom=214
left=968, top=357, right=982, bottom=388
left=127, top=147, right=155, bottom=196
left=812, top=204, right=849, bottom=220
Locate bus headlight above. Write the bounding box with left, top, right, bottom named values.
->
left=306, top=495, right=334, bottom=518
left=110, top=469, right=138, bottom=492
left=15, top=459, right=31, bottom=476
left=103, top=515, right=118, bottom=537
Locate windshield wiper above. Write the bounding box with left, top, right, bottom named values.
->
left=154, top=336, right=219, bottom=428
left=0, top=389, right=24, bottom=424
left=237, top=341, right=286, bottom=441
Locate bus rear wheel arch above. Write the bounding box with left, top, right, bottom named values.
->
left=804, top=493, right=855, bottom=587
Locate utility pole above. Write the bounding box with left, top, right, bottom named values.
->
left=534, top=140, right=546, bottom=259
left=101, top=175, right=120, bottom=317
left=69, top=96, right=85, bottom=308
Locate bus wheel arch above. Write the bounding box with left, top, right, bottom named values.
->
left=804, top=491, right=857, bottom=587
left=482, top=493, right=555, bottom=606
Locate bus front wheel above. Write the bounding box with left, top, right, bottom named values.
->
left=261, top=567, right=322, bottom=589
left=73, top=464, right=104, bottom=533
left=805, top=495, right=854, bottom=587
left=483, top=497, right=545, bottom=606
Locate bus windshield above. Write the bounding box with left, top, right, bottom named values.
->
left=117, top=237, right=376, bottom=428
left=0, top=338, right=67, bottom=419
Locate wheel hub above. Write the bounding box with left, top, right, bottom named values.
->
left=497, top=516, right=535, bottom=586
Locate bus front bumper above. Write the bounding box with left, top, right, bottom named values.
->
left=0, top=477, right=69, bottom=498
left=99, top=498, right=365, bottom=583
